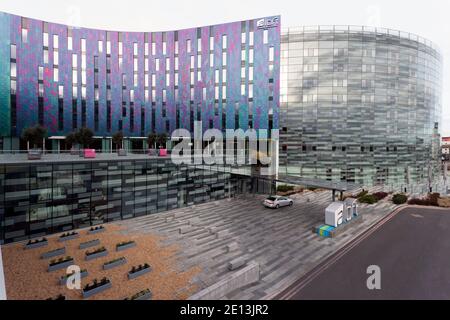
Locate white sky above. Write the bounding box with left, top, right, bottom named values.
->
left=0, top=0, right=449, bottom=136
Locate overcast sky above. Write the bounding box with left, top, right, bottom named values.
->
left=1, top=0, right=449, bottom=136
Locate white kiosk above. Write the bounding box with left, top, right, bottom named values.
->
left=325, top=198, right=359, bottom=228
left=325, top=201, right=344, bottom=227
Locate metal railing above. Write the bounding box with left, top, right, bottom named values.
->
left=0, top=149, right=171, bottom=155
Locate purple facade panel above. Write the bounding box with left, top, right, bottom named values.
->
left=0, top=12, right=280, bottom=139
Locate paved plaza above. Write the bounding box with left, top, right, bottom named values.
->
left=118, top=187, right=401, bottom=300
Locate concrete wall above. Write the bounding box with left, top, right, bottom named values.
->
left=188, top=262, right=260, bottom=300
left=0, top=245, right=6, bottom=300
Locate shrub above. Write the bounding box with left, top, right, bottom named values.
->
left=147, top=133, right=158, bottom=149
left=75, top=127, right=94, bottom=149
left=49, top=256, right=73, bottom=266
left=117, top=241, right=135, bottom=248
left=27, top=238, right=47, bottom=245
left=157, top=133, right=168, bottom=148
left=84, top=277, right=110, bottom=291
left=112, top=131, right=124, bottom=149
left=356, top=190, right=368, bottom=199
left=373, top=192, right=388, bottom=201
left=46, top=294, right=66, bottom=300
left=60, top=231, right=78, bottom=238
left=358, top=194, right=378, bottom=204
left=392, top=194, right=408, bottom=205
left=277, top=185, right=295, bottom=193
left=438, top=197, right=450, bottom=208
left=408, top=193, right=440, bottom=207
left=86, top=247, right=106, bottom=256
left=130, top=263, right=151, bottom=274
left=429, top=193, right=440, bottom=206
left=125, top=289, right=151, bottom=300
left=22, top=125, right=48, bottom=149
left=65, top=132, right=78, bottom=148
left=408, top=198, right=430, bottom=206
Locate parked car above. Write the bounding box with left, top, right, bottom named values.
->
left=263, top=196, right=293, bottom=209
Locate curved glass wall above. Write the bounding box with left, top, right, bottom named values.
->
left=279, top=25, right=443, bottom=187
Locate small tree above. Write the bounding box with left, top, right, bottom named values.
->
left=147, top=133, right=158, bottom=149
left=112, top=131, right=124, bottom=150
left=22, top=128, right=35, bottom=151
left=157, top=133, right=168, bottom=149
left=65, top=132, right=78, bottom=149
left=75, top=127, right=94, bottom=149
left=392, top=193, right=408, bottom=205
left=22, top=125, right=47, bottom=150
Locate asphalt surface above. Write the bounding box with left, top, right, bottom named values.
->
left=283, top=207, right=450, bottom=300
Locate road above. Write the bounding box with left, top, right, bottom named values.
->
left=279, top=207, right=450, bottom=300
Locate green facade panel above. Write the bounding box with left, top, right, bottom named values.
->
left=0, top=12, right=10, bottom=137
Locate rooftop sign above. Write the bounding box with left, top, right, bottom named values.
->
left=257, top=17, right=280, bottom=30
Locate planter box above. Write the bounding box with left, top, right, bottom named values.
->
left=127, top=290, right=152, bottom=300
left=28, top=149, right=42, bottom=160
left=48, top=259, right=74, bottom=272
left=118, top=149, right=127, bottom=156
left=84, top=149, right=96, bottom=159
left=79, top=239, right=100, bottom=250
left=148, top=149, right=158, bottom=156
left=24, top=240, right=48, bottom=250
left=82, top=281, right=112, bottom=299
left=46, top=294, right=66, bottom=300
left=85, top=250, right=108, bottom=261
left=87, top=227, right=105, bottom=235
left=58, top=233, right=79, bottom=242
left=158, top=149, right=168, bottom=157
left=128, top=266, right=151, bottom=280
left=116, top=242, right=136, bottom=252
left=59, top=270, right=88, bottom=286
left=41, top=247, right=66, bottom=259
left=103, top=258, right=127, bottom=270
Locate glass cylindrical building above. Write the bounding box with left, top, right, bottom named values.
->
left=279, top=25, right=443, bottom=187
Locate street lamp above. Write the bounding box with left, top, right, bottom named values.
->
left=428, top=162, right=433, bottom=193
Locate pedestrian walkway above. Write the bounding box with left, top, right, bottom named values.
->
left=118, top=189, right=400, bottom=300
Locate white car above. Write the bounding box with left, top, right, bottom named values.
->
left=263, top=196, right=294, bottom=209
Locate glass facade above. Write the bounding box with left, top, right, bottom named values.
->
left=279, top=26, right=443, bottom=187
left=0, top=159, right=253, bottom=244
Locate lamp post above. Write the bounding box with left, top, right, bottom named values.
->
left=428, top=162, right=433, bottom=193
